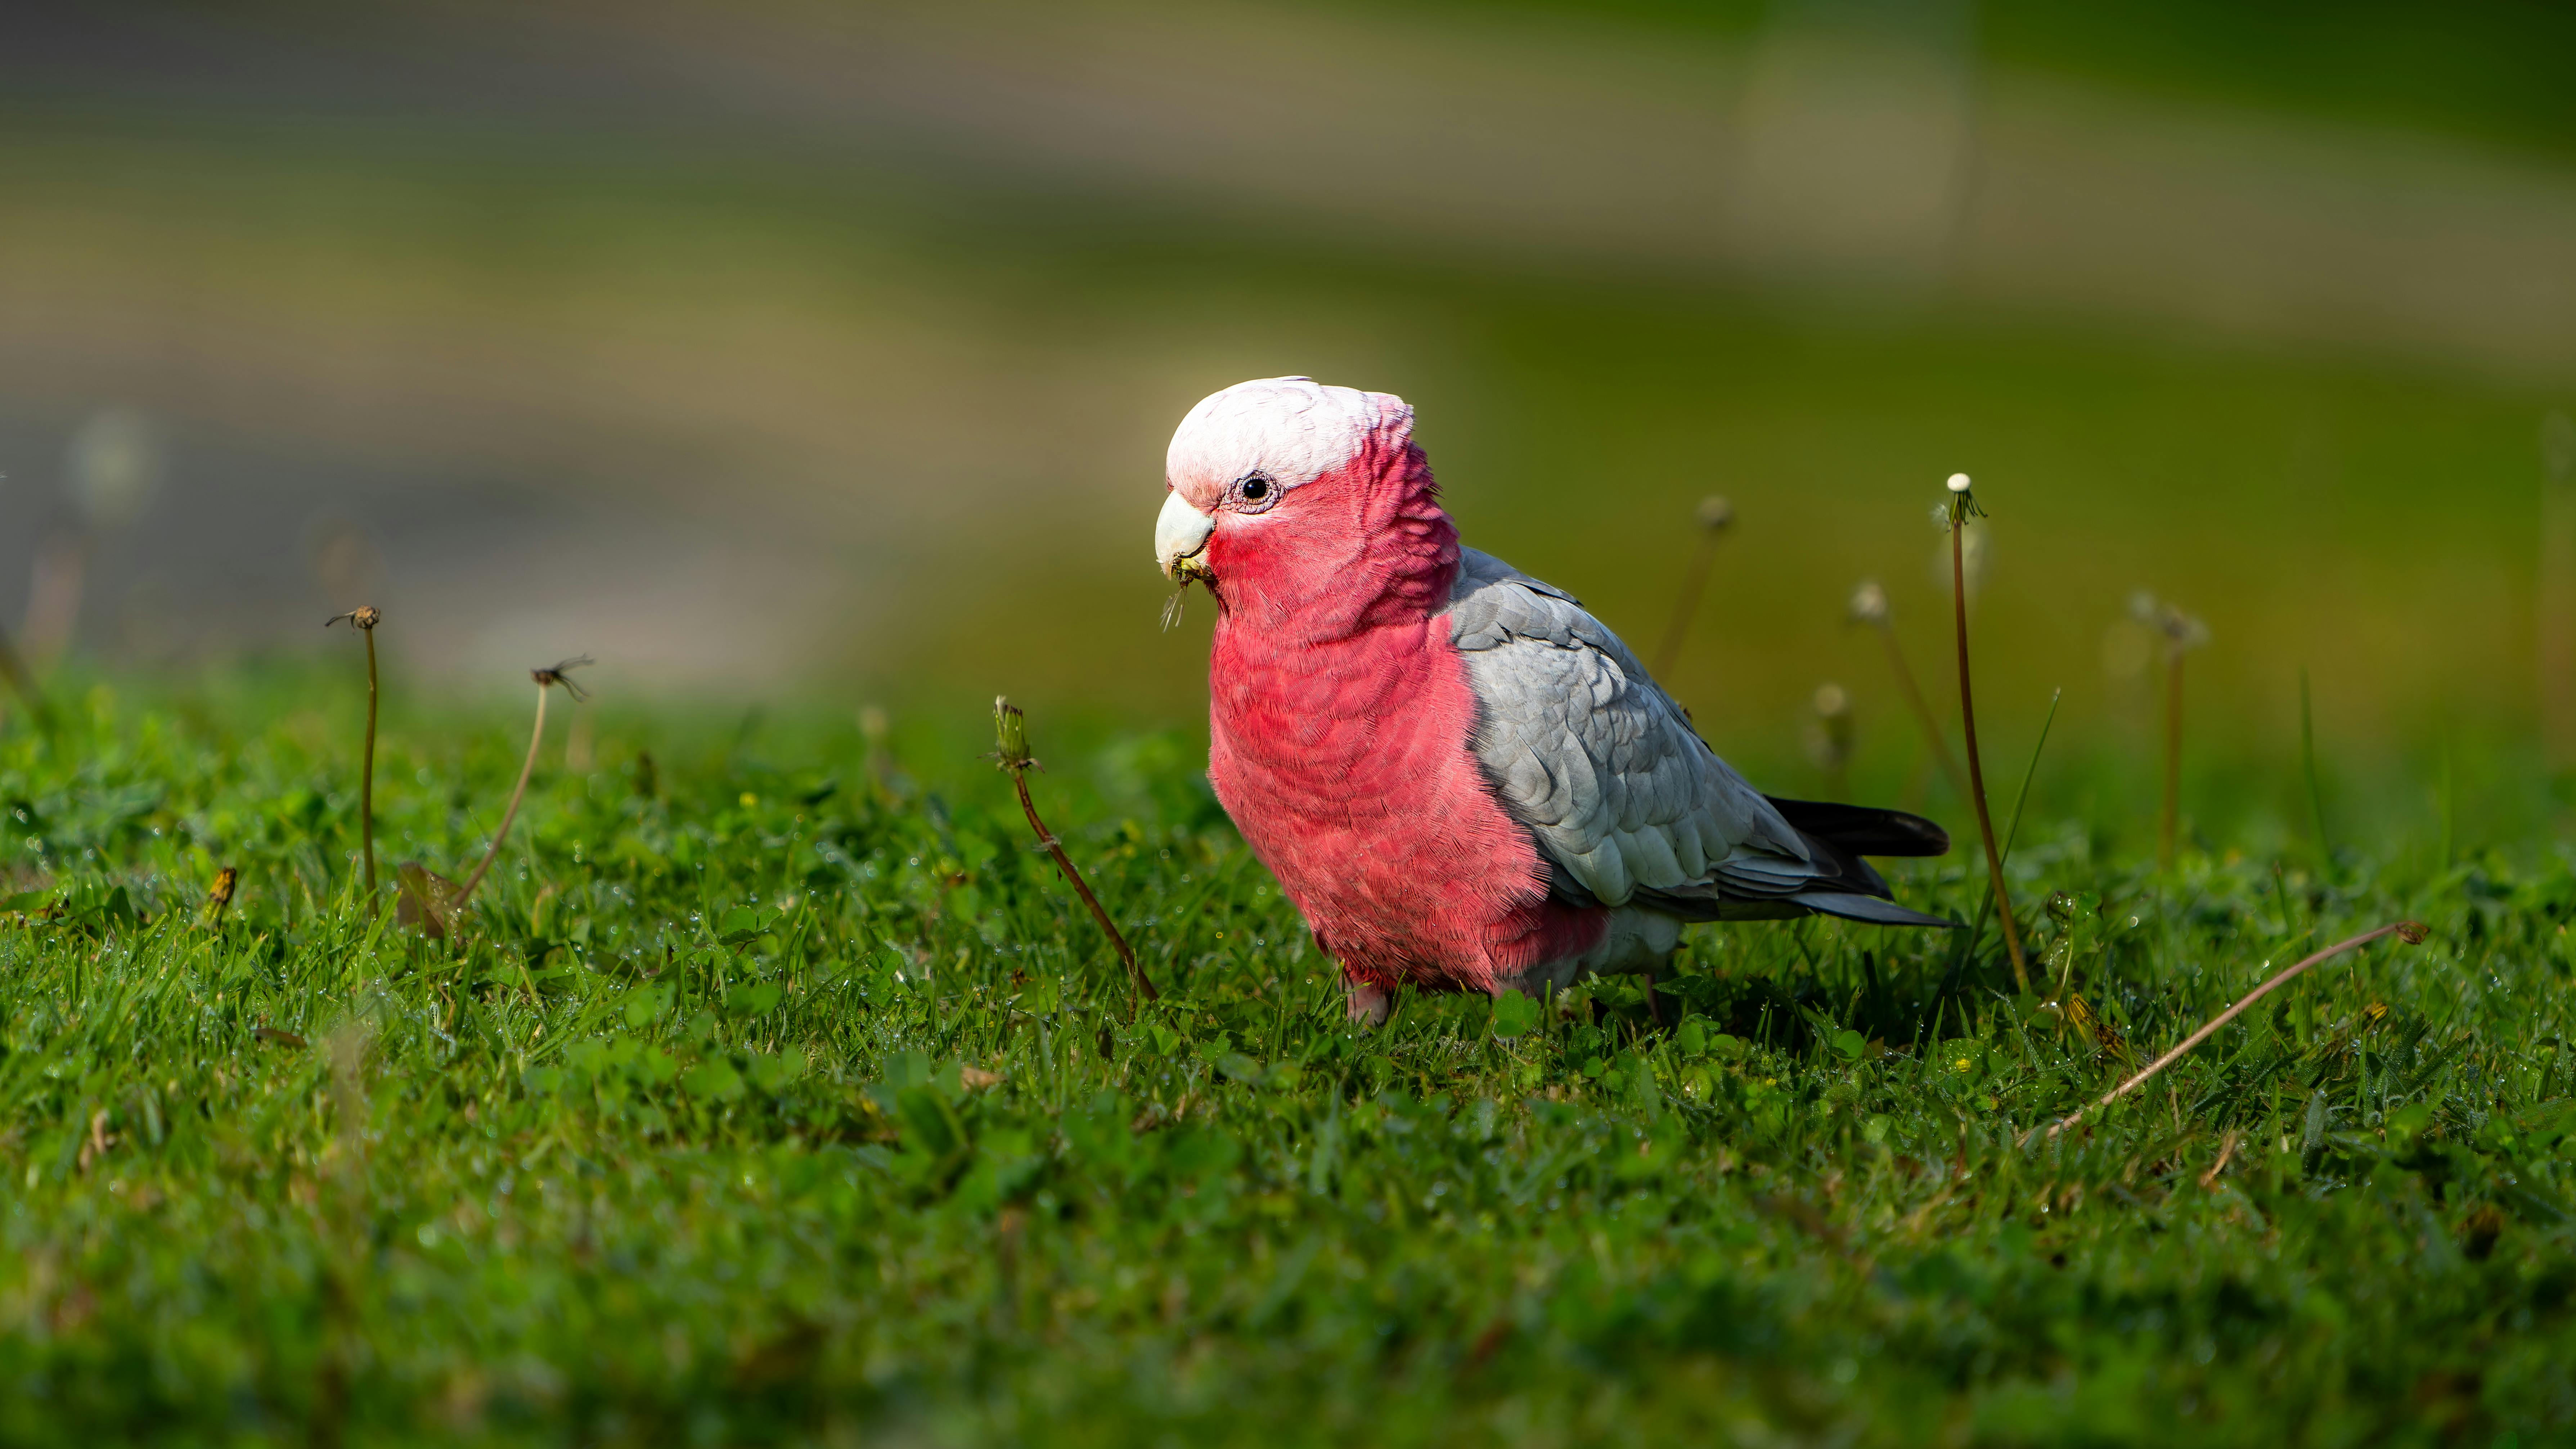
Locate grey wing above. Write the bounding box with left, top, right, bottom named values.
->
left=1444, top=548, right=1869, bottom=917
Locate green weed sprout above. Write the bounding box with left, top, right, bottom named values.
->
left=1944, top=473, right=2028, bottom=992
left=994, top=696, right=1157, bottom=1021
left=2132, top=592, right=2209, bottom=869
left=1648, top=494, right=1733, bottom=678
left=325, top=606, right=383, bottom=911
left=1847, top=579, right=1970, bottom=802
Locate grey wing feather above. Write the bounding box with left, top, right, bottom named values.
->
left=1444, top=548, right=1818, bottom=909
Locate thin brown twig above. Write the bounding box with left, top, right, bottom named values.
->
left=995, top=696, right=1157, bottom=1021
left=2031, top=920, right=2425, bottom=1143
left=1946, top=481, right=2027, bottom=990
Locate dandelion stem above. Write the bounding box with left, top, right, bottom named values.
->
left=2301, top=668, right=2333, bottom=861
left=456, top=664, right=590, bottom=911
left=454, top=677, right=554, bottom=912
left=1650, top=499, right=1732, bottom=678
left=2032, top=920, right=2425, bottom=1142
left=2160, top=643, right=2184, bottom=869
left=1017, top=773, right=1156, bottom=1017
left=1949, top=494, right=2028, bottom=991
left=328, top=608, right=385, bottom=914
left=1868, top=621, right=1970, bottom=801
left=360, top=627, right=379, bottom=910
left=2438, top=728, right=2455, bottom=869
left=0, top=628, right=49, bottom=733
left=995, top=697, right=1156, bottom=1021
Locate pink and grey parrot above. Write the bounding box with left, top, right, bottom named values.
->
left=1155, top=377, right=1953, bottom=1025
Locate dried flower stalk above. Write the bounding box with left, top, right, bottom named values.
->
left=327, top=607, right=383, bottom=910
left=1649, top=495, right=1734, bottom=678
left=450, top=658, right=589, bottom=916
left=1847, top=580, right=1970, bottom=802
left=1943, top=475, right=2028, bottom=991
left=994, top=696, right=1157, bottom=1020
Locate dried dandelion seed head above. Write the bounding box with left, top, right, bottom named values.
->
left=993, top=696, right=1035, bottom=773
left=325, top=606, right=381, bottom=631
left=531, top=656, right=594, bottom=702
left=1847, top=579, right=1890, bottom=627
left=2130, top=592, right=2208, bottom=652
left=1696, top=495, right=1736, bottom=531
left=1939, top=471, right=1987, bottom=528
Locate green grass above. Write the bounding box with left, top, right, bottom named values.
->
left=3, top=673, right=2573, bottom=1447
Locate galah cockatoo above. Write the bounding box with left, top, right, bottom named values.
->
left=1155, top=377, right=1954, bottom=1025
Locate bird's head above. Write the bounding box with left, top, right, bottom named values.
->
left=1155, top=377, right=1451, bottom=622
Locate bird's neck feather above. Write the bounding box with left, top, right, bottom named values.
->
left=1214, top=441, right=1458, bottom=647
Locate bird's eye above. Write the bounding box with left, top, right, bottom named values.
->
left=1232, top=473, right=1278, bottom=511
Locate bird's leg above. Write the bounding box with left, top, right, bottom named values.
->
left=1344, top=974, right=1392, bottom=1029
left=1643, top=969, right=1669, bottom=1031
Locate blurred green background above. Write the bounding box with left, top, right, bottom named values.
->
left=2, top=0, right=2572, bottom=846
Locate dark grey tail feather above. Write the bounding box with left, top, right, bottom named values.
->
left=1788, top=891, right=1959, bottom=928
left=1575, top=795, right=1955, bottom=927
left=1764, top=797, right=1950, bottom=858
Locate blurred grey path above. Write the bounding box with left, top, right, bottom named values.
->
left=0, top=0, right=2570, bottom=690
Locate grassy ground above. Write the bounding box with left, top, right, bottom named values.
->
left=2, top=673, right=2572, bottom=1447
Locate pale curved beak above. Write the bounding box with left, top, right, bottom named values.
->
left=1155, top=490, right=1215, bottom=581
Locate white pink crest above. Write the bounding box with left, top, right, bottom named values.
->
left=1164, top=377, right=1410, bottom=508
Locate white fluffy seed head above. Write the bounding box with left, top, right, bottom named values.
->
left=1946, top=472, right=1973, bottom=494
left=1165, top=377, right=1407, bottom=505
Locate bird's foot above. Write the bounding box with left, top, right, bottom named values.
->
left=1345, top=979, right=1392, bottom=1028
